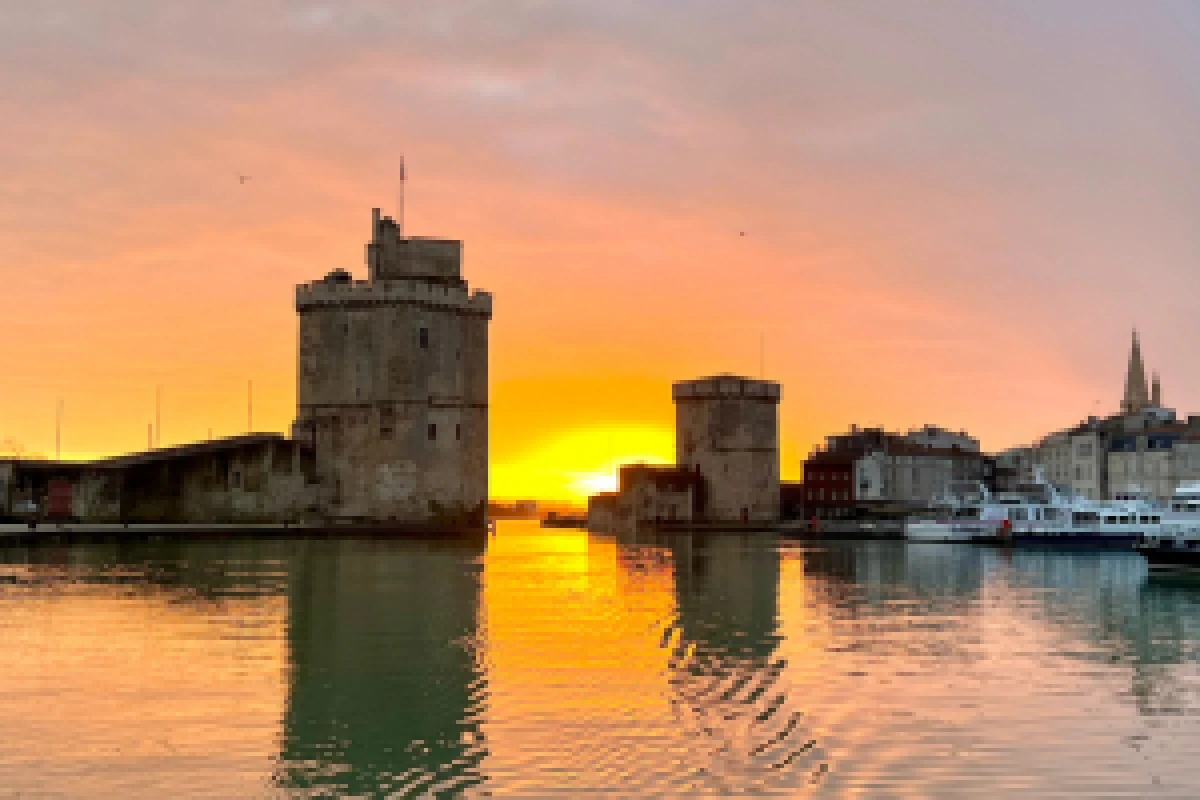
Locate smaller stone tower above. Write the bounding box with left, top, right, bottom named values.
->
left=673, top=375, right=781, bottom=523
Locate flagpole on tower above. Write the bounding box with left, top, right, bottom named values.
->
left=398, top=156, right=406, bottom=237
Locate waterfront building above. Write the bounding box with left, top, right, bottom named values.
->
left=1033, top=423, right=1107, bottom=500
left=1029, top=329, right=1192, bottom=501
left=293, top=209, right=492, bottom=527
left=994, top=446, right=1035, bottom=492
left=0, top=435, right=320, bottom=523
left=802, top=426, right=991, bottom=519
left=1106, top=419, right=1200, bottom=499
left=586, top=464, right=704, bottom=533
left=903, top=425, right=980, bottom=452
left=779, top=481, right=807, bottom=520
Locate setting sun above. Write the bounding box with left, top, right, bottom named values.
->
left=569, top=471, right=620, bottom=496
left=491, top=423, right=674, bottom=506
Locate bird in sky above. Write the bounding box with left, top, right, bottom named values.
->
left=238, top=174, right=251, bottom=184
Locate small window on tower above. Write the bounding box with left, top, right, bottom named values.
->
left=419, top=328, right=429, bottom=349
left=428, top=423, right=437, bottom=441
left=455, top=423, right=461, bottom=440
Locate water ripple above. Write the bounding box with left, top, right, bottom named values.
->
left=4, top=528, right=1200, bottom=795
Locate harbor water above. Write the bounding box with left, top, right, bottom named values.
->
left=4, top=521, right=1200, bottom=796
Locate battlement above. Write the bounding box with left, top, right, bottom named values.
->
left=296, top=275, right=492, bottom=316
left=368, top=209, right=462, bottom=281
left=673, top=374, right=781, bottom=403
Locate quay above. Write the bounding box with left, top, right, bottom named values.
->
left=0, top=520, right=488, bottom=545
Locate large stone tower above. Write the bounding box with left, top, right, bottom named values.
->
left=293, top=209, right=492, bottom=528
left=673, top=375, right=781, bottom=524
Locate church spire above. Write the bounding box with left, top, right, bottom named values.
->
left=1122, top=329, right=1151, bottom=414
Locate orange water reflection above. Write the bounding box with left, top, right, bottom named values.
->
left=477, top=524, right=825, bottom=794
left=4, top=534, right=1200, bottom=795
left=0, top=557, right=287, bottom=797
left=478, top=525, right=682, bottom=791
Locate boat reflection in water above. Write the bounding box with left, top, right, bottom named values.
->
left=6, top=525, right=1200, bottom=794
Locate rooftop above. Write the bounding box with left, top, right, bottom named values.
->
left=1, top=434, right=294, bottom=473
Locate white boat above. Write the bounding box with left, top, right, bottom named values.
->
left=904, top=471, right=1160, bottom=549
left=1137, top=483, right=1200, bottom=569
left=905, top=482, right=1004, bottom=542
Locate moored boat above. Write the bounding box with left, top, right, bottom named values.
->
left=1136, top=483, right=1200, bottom=569
left=905, top=471, right=1160, bottom=549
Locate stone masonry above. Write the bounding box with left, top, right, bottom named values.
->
left=293, top=209, right=492, bottom=527
left=674, top=375, right=781, bottom=523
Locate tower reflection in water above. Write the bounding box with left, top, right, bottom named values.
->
left=12, top=530, right=1200, bottom=794
left=477, top=524, right=832, bottom=794
left=271, top=530, right=1200, bottom=794
left=275, top=537, right=488, bottom=797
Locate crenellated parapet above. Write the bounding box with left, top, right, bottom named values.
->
left=296, top=276, right=492, bottom=317
left=673, top=375, right=781, bottom=403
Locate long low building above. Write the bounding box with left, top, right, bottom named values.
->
left=0, top=434, right=325, bottom=524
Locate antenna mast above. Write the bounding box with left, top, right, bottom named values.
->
left=398, top=156, right=406, bottom=237
left=56, top=398, right=62, bottom=460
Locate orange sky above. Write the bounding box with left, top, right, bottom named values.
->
left=6, top=2, right=1200, bottom=503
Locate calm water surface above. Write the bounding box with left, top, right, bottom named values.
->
left=3, top=521, right=1200, bottom=796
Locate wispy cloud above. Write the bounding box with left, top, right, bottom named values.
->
left=4, top=0, right=1200, bottom=468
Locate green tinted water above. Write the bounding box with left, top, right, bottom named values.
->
left=2, top=521, right=1199, bottom=796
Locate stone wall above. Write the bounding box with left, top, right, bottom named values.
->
left=2, top=437, right=322, bottom=524
left=294, top=210, right=491, bottom=528
left=367, top=209, right=464, bottom=282
left=109, top=437, right=322, bottom=523
left=673, top=376, right=781, bottom=523
left=0, top=462, right=11, bottom=515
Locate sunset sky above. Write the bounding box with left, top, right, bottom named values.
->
left=6, top=2, right=1200, bottom=502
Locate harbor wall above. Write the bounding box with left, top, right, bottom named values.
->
left=1, top=436, right=324, bottom=525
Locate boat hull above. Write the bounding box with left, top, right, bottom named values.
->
left=1139, top=545, right=1200, bottom=570
left=904, top=521, right=1000, bottom=543
left=1009, top=532, right=1140, bottom=549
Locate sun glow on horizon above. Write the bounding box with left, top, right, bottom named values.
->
left=569, top=471, right=620, bottom=496
left=491, top=423, right=674, bottom=505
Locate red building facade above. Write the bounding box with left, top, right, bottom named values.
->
left=802, top=454, right=857, bottom=519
